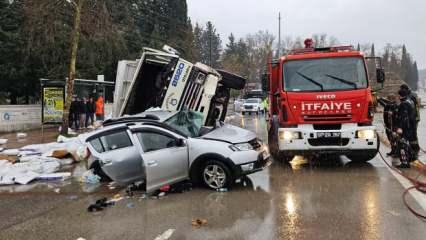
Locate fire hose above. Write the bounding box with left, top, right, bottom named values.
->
left=377, top=125, right=426, bottom=219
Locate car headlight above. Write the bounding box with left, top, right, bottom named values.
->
left=279, top=131, right=302, bottom=140
left=241, top=163, right=254, bottom=171
left=357, top=130, right=375, bottom=139
left=229, top=143, right=253, bottom=151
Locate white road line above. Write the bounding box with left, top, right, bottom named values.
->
left=380, top=145, right=426, bottom=211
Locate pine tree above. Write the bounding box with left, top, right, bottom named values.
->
left=411, top=61, right=419, bottom=90
left=200, top=21, right=222, bottom=67
left=370, top=44, right=375, bottom=57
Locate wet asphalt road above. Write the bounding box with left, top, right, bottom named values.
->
left=0, top=112, right=425, bottom=239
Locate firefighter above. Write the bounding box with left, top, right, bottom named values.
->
left=395, top=88, right=417, bottom=168
left=377, top=94, right=398, bottom=156
left=399, top=84, right=420, bottom=158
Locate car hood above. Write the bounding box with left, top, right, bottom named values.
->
left=201, top=124, right=256, bottom=144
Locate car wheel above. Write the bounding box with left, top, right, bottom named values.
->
left=201, top=160, right=232, bottom=190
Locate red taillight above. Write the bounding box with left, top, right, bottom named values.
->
left=85, top=147, right=91, bottom=159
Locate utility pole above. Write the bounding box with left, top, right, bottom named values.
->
left=278, top=12, right=281, bottom=57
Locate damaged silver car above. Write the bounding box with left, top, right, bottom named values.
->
left=81, top=110, right=270, bottom=192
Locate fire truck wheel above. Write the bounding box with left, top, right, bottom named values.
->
left=346, top=151, right=377, bottom=162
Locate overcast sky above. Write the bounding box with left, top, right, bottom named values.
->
left=187, top=0, right=426, bottom=69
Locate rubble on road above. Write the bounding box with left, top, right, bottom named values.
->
left=0, top=135, right=85, bottom=186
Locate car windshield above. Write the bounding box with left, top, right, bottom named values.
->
left=283, top=57, right=368, bottom=92
left=165, top=110, right=204, bottom=137
left=245, top=99, right=260, bottom=103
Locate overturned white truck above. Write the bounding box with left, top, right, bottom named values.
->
left=113, top=47, right=246, bottom=125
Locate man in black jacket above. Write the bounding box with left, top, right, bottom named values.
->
left=86, top=97, right=95, bottom=127
left=377, top=95, right=398, bottom=156
left=400, top=84, right=420, bottom=158
left=395, top=88, right=417, bottom=168
left=69, top=96, right=79, bottom=130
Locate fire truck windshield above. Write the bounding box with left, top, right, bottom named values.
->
left=283, top=57, right=368, bottom=92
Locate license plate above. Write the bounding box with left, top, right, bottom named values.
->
left=317, top=132, right=341, bottom=138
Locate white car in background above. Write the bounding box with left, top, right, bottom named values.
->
left=241, top=98, right=264, bottom=115
left=233, top=98, right=245, bottom=112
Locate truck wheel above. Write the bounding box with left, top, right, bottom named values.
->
left=201, top=160, right=232, bottom=190
left=347, top=151, right=377, bottom=162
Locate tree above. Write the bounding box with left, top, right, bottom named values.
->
left=62, top=0, right=84, bottom=135
left=370, top=44, right=375, bottom=57
left=199, top=21, right=222, bottom=68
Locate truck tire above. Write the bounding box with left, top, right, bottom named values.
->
left=347, top=138, right=380, bottom=162
left=347, top=151, right=377, bottom=162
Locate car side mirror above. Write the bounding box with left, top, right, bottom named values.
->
left=175, top=138, right=186, bottom=147
left=261, top=73, right=270, bottom=92
left=376, top=68, right=385, bottom=83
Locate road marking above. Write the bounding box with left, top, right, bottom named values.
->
left=380, top=146, right=426, bottom=211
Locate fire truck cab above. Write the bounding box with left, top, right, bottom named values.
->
left=264, top=40, right=385, bottom=162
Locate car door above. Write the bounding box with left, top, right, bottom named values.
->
left=87, top=128, right=144, bottom=185
left=133, top=127, right=189, bottom=192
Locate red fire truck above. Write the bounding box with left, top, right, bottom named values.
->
left=263, top=39, right=385, bottom=162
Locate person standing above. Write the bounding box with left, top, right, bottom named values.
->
left=69, top=96, right=78, bottom=129
left=86, top=97, right=95, bottom=127
left=80, top=97, right=88, bottom=128
left=95, top=95, right=105, bottom=121
left=395, top=88, right=416, bottom=168
left=399, top=84, right=420, bottom=158
left=377, top=95, right=398, bottom=156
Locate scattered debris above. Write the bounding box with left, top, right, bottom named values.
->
left=76, top=238, right=86, bottom=240
left=2, top=149, right=19, bottom=156
left=126, top=202, right=135, bottom=208
left=154, top=229, right=175, bottom=240
left=16, top=132, right=28, bottom=139
left=67, top=195, right=79, bottom=200
left=54, top=188, right=61, bottom=194
left=0, top=139, right=8, bottom=145
left=37, top=172, right=71, bottom=181
left=80, top=170, right=100, bottom=184
left=191, top=218, right=208, bottom=228
left=216, top=188, right=228, bottom=192
left=159, top=185, right=171, bottom=192
left=87, top=197, right=114, bottom=212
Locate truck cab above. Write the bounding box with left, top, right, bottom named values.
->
left=265, top=42, right=385, bottom=162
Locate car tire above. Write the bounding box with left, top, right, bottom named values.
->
left=201, top=160, right=233, bottom=190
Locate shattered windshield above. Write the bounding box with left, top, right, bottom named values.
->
left=165, top=110, right=204, bottom=137
left=283, top=57, right=368, bottom=92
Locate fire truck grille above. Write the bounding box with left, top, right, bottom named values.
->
left=308, top=138, right=350, bottom=146
left=304, top=114, right=352, bottom=122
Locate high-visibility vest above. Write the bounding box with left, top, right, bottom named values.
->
left=96, top=97, right=104, bottom=115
